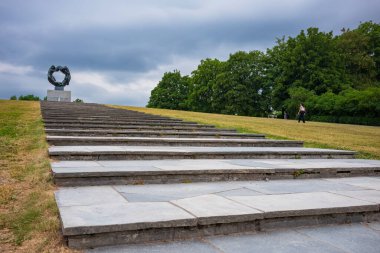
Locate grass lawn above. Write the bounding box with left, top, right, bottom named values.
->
left=111, top=105, right=380, bottom=160
left=0, top=100, right=73, bottom=253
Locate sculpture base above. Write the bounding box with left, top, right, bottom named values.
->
left=47, top=90, right=71, bottom=102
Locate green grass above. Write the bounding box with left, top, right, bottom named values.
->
left=0, top=100, right=72, bottom=253
left=111, top=105, right=380, bottom=160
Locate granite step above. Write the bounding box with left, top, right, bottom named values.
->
left=43, top=121, right=209, bottom=127
left=42, top=114, right=181, bottom=118
left=51, top=159, right=380, bottom=186
left=46, top=136, right=296, bottom=147
left=43, top=124, right=231, bottom=131
left=48, top=146, right=356, bottom=160
left=55, top=177, right=380, bottom=249
left=44, top=129, right=259, bottom=138
left=43, top=119, right=194, bottom=124
left=86, top=222, right=380, bottom=253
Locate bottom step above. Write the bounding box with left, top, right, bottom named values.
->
left=87, top=222, right=380, bottom=253
left=56, top=177, right=380, bottom=249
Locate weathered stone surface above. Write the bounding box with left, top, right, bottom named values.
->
left=48, top=146, right=357, bottom=160
left=47, top=90, right=71, bottom=102
left=60, top=202, right=196, bottom=235
left=171, top=194, right=263, bottom=224
left=297, top=223, right=380, bottom=253
left=85, top=223, right=380, bottom=253
left=244, top=178, right=366, bottom=194
left=326, top=177, right=380, bottom=190
left=208, top=229, right=346, bottom=253
left=56, top=186, right=127, bottom=207
left=228, top=192, right=378, bottom=218
left=332, top=190, right=380, bottom=204
left=87, top=239, right=221, bottom=253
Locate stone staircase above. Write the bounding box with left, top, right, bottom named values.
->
left=40, top=101, right=380, bottom=250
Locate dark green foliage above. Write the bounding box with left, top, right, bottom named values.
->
left=18, top=95, right=40, bottom=101
left=147, top=70, right=191, bottom=110
left=188, top=59, right=224, bottom=112
left=74, top=98, right=84, bottom=103
left=147, top=21, right=380, bottom=125
left=10, top=95, right=17, bottom=100
left=212, top=51, right=270, bottom=116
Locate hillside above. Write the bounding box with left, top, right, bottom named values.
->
left=0, top=100, right=69, bottom=252
left=111, top=105, right=380, bottom=159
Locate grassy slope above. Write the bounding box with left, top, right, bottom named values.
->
left=111, top=105, right=380, bottom=159
left=0, top=100, right=75, bottom=253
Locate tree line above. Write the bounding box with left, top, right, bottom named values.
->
left=147, top=21, right=380, bottom=125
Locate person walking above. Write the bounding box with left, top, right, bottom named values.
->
left=298, top=103, right=306, bottom=123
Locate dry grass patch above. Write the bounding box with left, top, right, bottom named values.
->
left=0, top=100, right=77, bottom=253
left=111, top=105, right=380, bottom=159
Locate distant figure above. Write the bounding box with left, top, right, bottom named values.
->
left=284, top=111, right=288, bottom=120
left=298, top=103, right=306, bottom=123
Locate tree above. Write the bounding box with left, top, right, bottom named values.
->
left=337, top=22, right=380, bottom=88
left=74, top=98, right=84, bottom=103
left=188, top=59, right=224, bottom=112
left=147, top=70, right=191, bottom=110
left=212, top=51, right=270, bottom=116
left=268, top=27, right=347, bottom=110
left=10, top=95, right=17, bottom=100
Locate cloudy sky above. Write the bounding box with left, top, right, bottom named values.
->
left=0, top=0, right=379, bottom=106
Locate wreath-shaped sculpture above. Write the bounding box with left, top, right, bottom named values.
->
left=47, top=65, right=71, bottom=87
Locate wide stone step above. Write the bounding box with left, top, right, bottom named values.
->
left=44, top=129, right=259, bottom=138
left=43, top=119, right=191, bottom=124
left=52, top=159, right=380, bottom=186
left=46, top=136, right=293, bottom=147
left=56, top=177, right=380, bottom=249
left=48, top=146, right=356, bottom=160
left=43, top=124, right=230, bottom=131
left=43, top=113, right=174, bottom=121
left=43, top=121, right=208, bottom=127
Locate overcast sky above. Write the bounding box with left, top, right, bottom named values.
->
left=0, top=0, right=379, bottom=106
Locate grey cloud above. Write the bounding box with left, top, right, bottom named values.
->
left=0, top=0, right=379, bottom=105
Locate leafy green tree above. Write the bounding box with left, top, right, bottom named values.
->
left=147, top=70, right=190, bottom=110
left=10, top=95, right=17, bottom=100
left=268, top=27, right=347, bottom=110
left=74, top=98, right=84, bottom=103
left=337, top=22, right=380, bottom=88
left=357, top=21, right=380, bottom=81
left=212, top=51, right=270, bottom=116
left=188, top=59, right=224, bottom=112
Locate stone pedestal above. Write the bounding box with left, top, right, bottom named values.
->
left=47, top=90, right=71, bottom=102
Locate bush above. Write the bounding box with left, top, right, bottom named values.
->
left=18, top=95, right=40, bottom=101
left=10, top=95, right=17, bottom=100
left=309, top=115, right=380, bottom=126
left=74, top=98, right=84, bottom=103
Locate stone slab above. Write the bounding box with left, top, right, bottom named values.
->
left=331, top=190, right=380, bottom=204
left=244, top=178, right=367, bottom=194
left=296, top=223, right=380, bottom=253
left=59, top=202, right=196, bottom=235
left=46, top=135, right=300, bottom=145
left=115, top=181, right=245, bottom=202
left=47, top=89, right=71, bottom=102
left=171, top=194, right=263, bottom=224
left=87, top=239, right=221, bottom=253
left=48, top=146, right=357, bottom=161
left=228, top=192, right=378, bottom=218
left=55, top=186, right=127, bottom=206
left=208, top=229, right=346, bottom=253
left=326, top=177, right=380, bottom=190
left=85, top=223, right=380, bottom=253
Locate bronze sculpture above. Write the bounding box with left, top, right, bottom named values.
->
left=47, top=65, right=71, bottom=89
